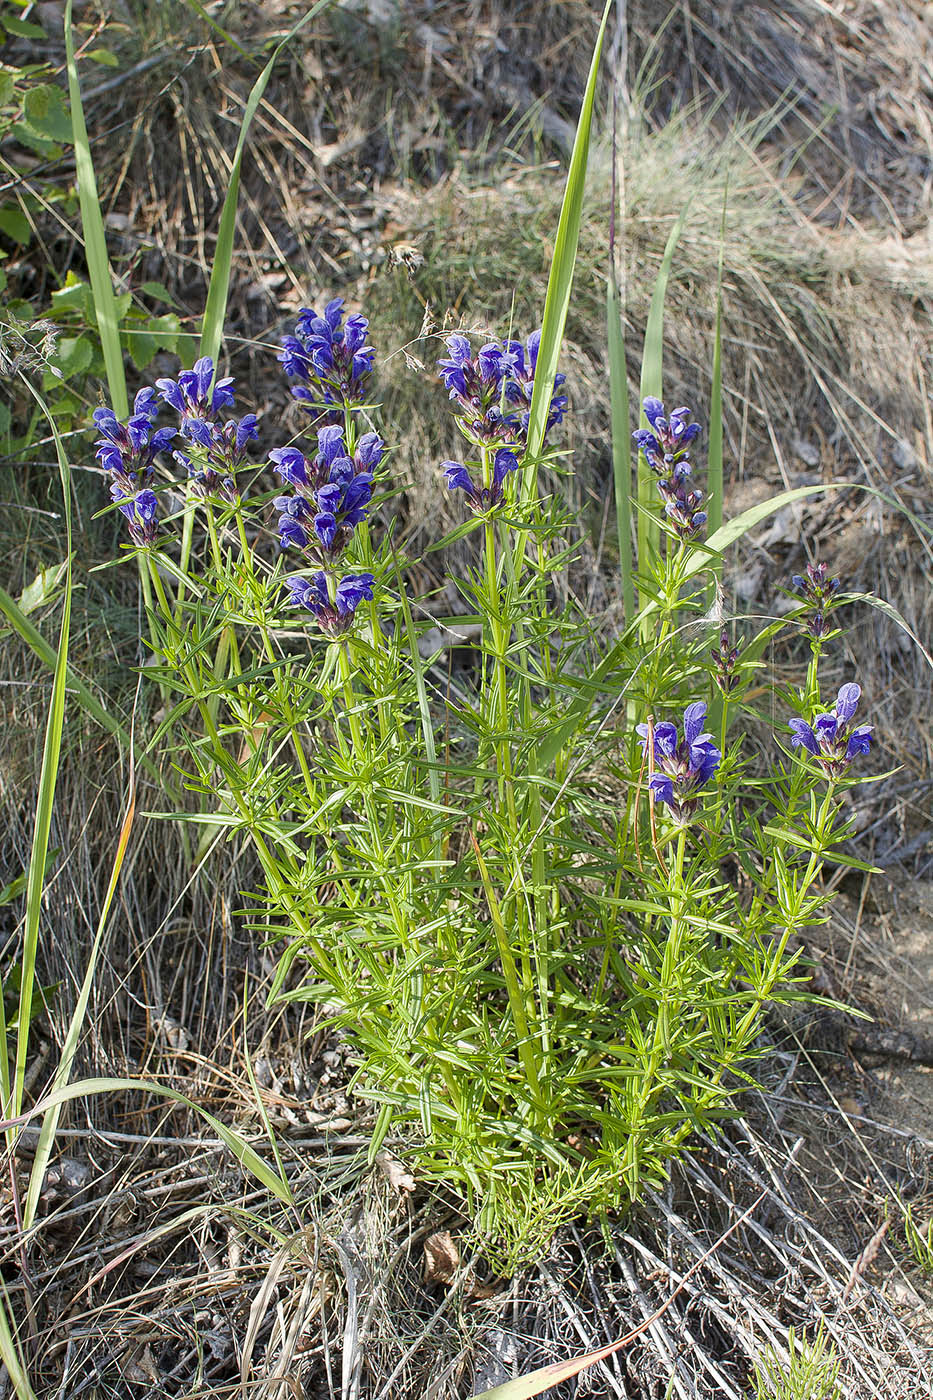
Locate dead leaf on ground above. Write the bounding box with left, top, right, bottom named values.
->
left=423, top=1229, right=460, bottom=1285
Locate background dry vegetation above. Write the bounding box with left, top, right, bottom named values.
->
left=1, top=0, right=932, bottom=1395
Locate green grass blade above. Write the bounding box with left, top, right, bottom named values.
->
left=607, top=269, right=633, bottom=621
left=198, top=1, right=333, bottom=365
left=636, top=210, right=688, bottom=599
left=395, top=558, right=442, bottom=819
left=706, top=188, right=727, bottom=560
left=0, top=583, right=166, bottom=788
left=9, top=390, right=72, bottom=1140
left=0, top=1285, right=37, bottom=1400
left=521, top=0, right=612, bottom=496
left=5, top=1077, right=294, bottom=1206
left=64, top=0, right=127, bottom=418
left=23, top=773, right=136, bottom=1228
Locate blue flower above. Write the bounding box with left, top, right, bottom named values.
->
left=443, top=448, right=519, bottom=514
left=791, top=562, right=842, bottom=639
left=182, top=413, right=259, bottom=500
left=286, top=571, right=375, bottom=635
left=110, top=484, right=159, bottom=547
left=269, top=446, right=310, bottom=489
left=633, top=396, right=706, bottom=540
left=93, top=391, right=174, bottom=545
left=789, top=682, right=873, bottom=776
left=636, top=701, right=721, bottom=825
left=155, top=356, right=235, bottom=440
left=270, top=426, right=375, bottom=561
left=279, top=298, right=375, bottom=416
left=355, top=431, right=385, bottom=473
left=437, top=328, right=568, bottom=449
left=633, top=397, right=700, bottom=475
left=502, top=330, right=568, bottom=438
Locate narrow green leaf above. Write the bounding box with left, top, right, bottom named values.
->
left=199, top=1, right=332, bottom=366
left=8, top=392, right=72, bottom=1140
left=706, top=185, right=727, bottom=561
left=23, top=773, right=136, bottom=1227
left=6, top=1077, right=294, bottom=1205
left=0, top=1284, right=37, bottom=1400
left=0, top=582, right=165, bottom=786
left=521, top=0, right=612, bottom=495
left=64, top=0, right=127, bottom=417
left=607, top=270, right=633, bottom=621
left=841, top=590, right=933, bottom=673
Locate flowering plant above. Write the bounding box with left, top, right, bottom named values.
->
left=84, top=300, right=881, bottom=1265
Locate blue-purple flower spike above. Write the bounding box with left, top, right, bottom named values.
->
left=94, top=389, right=173, bottom=546
left=789, top=682, right=873, bottom=777
left=279, top=297, right=375, bottom=418
left=443, top=449, right=519, bottom=514
left=436, top=328, right=568, bottom=453
left=269, top=424, right=377, bottom=563
left=268, top=411, right=384, bottom=633
left=792, top=562, right=841, bottom=639
left=154, top=356, right=235, bottom=442
left=633, top=397, right=706, bottom=541
left=636, top=701, right=722, bottom=825
left=286, top=571, right=375, bottom=636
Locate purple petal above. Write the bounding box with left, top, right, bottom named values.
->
left=788, top=719, right=819, bottom=755
left=492, top=448, right=519, bottom=488
left=443, top=462, right=475, bottom=494
left=314, top=512, right=338, bottom=550
left=647, top=774, right=674, bottom=807
left=335, top=573, right=375, bottom=615
left=834, top=682, right=861, bottom=727
left=652, top=722, right=678, bottom=759
left=845, top=726, right=873, bottom=759
left=682, top=701, right=708, bottom=747
left=317, top=424, right=345, bottom=464
left=642, top=397, right=665, bottom=429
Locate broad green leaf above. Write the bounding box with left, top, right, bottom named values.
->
left=0, top=204, right=30, bottom=244
left=86, top=48, right=120, bottom=67
left=3, top=14, right=45, bottom=38
left=17, top=558, right=70, bottom=616
left=51, top=334, right=92, bottom=377
left=22, top=84, right=71, bottom=143
left=138, top=280, right=178, bottom=304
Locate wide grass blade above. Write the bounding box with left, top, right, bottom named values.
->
left=0, top=1287, right=36, bottom=1400
left=5, top=389, right=72, bottom=1143
left=636, top=209, right=688, bottom=609
left=706, top=188, right=727, bottom=556
left=5, top=1077, right=294, bottom=1206
left=64, top=0, right=127, bottom=417
left=607, top=268, right=633, bottom=620
left=521, top=0, right=612, bottom=495
left=23, top=769, right=136, bottom=1228
left=198, top=1, right=332, bottom=365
